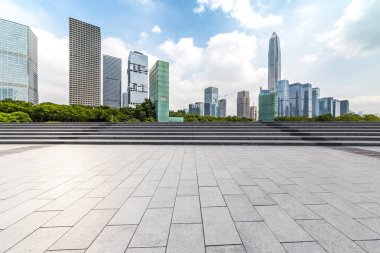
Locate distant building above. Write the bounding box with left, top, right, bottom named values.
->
left=204, top=87, right=218, bottom=116
left=289, top=83, right=303, bottom=117
left=189, top=102, right=204, bottom=116
left=122, top=92, right=128, bottom=107
left=128, top=51, right=148, bottom=107
left=319, top=97, right=334, bottom=115
left=69, top=18, right=101, bottom=106
left=302, top=83, right=312, bottom=118
left=149, top=60, right=169, bottom=122
left=312, top=88, right=320, bottom=117
left=218, top=99, right=227, bottom=117
left=250, top=105, right=258, bottom=121
left=268, top=32, right=281, bottom=92
left=333, top=99, right=340, bottom=117
left=0, top=19, right=38, bottom=104
left=259, top=89, right=278, bottom=121
left=340, top=100, right=350, bottom=115
left=275, top=80, right=289, bottom=117
left=103, top=55, right=121, bottom=108
left=237, top=91, right=250, bottom=118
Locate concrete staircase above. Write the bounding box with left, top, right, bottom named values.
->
left=0, top=122, right=379, bottom=145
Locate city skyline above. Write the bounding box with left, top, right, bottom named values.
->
left=0, top=0, right=379, bottom=115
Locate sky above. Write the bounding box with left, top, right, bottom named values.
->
left=1, top=0, right=379, bottom=115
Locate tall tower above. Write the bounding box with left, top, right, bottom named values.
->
left=149, top=60, right=169, bottom=122
left=103, top=55, right=122, bottom=109
left=69, top=18, right=101, bottom=106
left=127, top=51, right=148, bottom=107
left=204, top=87, right=218, bottom=116
left=268, top=32, right=281, bottom=92
left=237, top=91, right=250, bottom=118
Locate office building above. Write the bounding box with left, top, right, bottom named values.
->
left=275, top=80, right=289, bottom=117
left=237, top=91, right=250, bottom=118
left=340, top=100, right=350, bottom=115
left=312, top=88, right=320, bottom=117
left=218, top=99, right=227, bottom=117
left=319, top=97, right=334, bottom=115
left=149, top=60, right=169, bottom=122
left=0, top=18, right=38, bottom=104
left=103, top=55, right=121, bottom=108
left=289, top=83, right=303, bottom=117
left=333, top=99, right=340, bottom=117
left=127, top=51, right=148, bottom=106
left=69, top=18, right=101, bottom=106
left=122, top=92, right=128, bottom=107
left=189, top=102, right=204, bottom=116
left=302, top=83, right=312, bottom=118
left=268, top=32, right=281, bottom=92
left=204, top=87, right=218, bottom=116
left=250, top=105, right=258, bottom=121
left=259, top=88, right=278, bottom=121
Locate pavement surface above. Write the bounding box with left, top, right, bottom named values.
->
left=0, top=144, right=380, bottom=253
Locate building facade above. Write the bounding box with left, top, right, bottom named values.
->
left=302, top=83, right=312, bottom=118
left=127, top=51, right=148, bottom=106
left=189, top=102, right=204, bottom=116
left=204, top=87, right=218, bottom=116
left=275, top=80, right=289, bottom=117
left=218, top=99, right=227, bottom=117
left=250, top=105, right=258, bottom=121
left=268, top=32, right=281, bottom=92
left=103, top=55, right=121, bottom=108
left=149, top=60, right=169, bottom=122
left=122, top=92, right=128, bottom=107
left=312, top=88, right=320, bottom=117
left=333, top=99, right=340, bottom=117
left=69, top=18, right=101, bottom=106
left=237, top=91, right=250, bottom=118
left=259, top=89, right=278, bottom=122
left=340, top=100, right=350, bottom=115
left=0, top=18, right=38, bottom=104
left=289, top=83, right=303, bottom=117
left=319, top=97, right=334, bottom=115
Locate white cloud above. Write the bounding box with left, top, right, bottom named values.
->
left=349, top=95, right=380, bottom=114
left=300, top=54, right=319, bottom=64
left=319, top=0, right=380, bottom=58
left=193, top=0, right=283, bottom=29
left=151, top=25, right=162, bottom=33
left=139, top=32, right=149, bottom=40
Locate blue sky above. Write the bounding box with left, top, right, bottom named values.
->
left=1, top=0, right=379, bottom=115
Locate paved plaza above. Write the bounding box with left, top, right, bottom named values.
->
left=0, top=145, right=380, bottom=253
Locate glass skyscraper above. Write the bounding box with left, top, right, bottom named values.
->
left=259, top=89, right=278, bottom=122
left=128, top=51, right=148, bottom=106
left=333, top=99, right=340, bottom=117
left=0, top=18, right=38, bottom=104
left=103, top=55, right=121, bottom=109
left=69, top=18, right=101, bottom=106
left=275, top=80, right=289, bottom=117
left=302, top=83, right=312, bottom=118
left=268, top=32, right=281, bottom=92
left=237, top=91, right=250, bottom=118
left=218, top=99, right=227, bottom=117
left=312, top=88, right=320, bottom=117
left=149, top=60, right=169, bottom=122
left=189, top=102, right=204, bottom=116
left=204, top=87, right=218, bottom=116
left=289, top=83, right=303, bottom=117
left=340, top=100, right=350, bottom=115
left=319, top=97, right=334, bottom=115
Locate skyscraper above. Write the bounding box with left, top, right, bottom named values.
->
left=149, top=60, right=169, bottom=122
left=259, top=89, right=278, bottom=121
left=333, top=99, right=340, bottom=117
left=237, top=91, right=250, bottom=118
left=0, top=18, right=38, bottom=104
left=103, top=55, right=121, bottom=109
left=319, top=97, right=334, bottom=115
left=275, top=80, right=289, bottom=117
left=128, top=51, right=148, bottom=107
left=218, top=99, right=227, bottom=117
left=189, top=102, right=204, bottom=116
left=268, top=32, right=281, bottom=92
left=302, top=83, right=312, bottom=118
left=204, top=87, right=218, bottom=116
left=289, top=83, right=303, bottom=117
left=250, top=105, right=258, bottom=121
left=69, top=18, right=101, bottom=106
left=312, top=88, right=320, bottom=117
left=340, top=100, right=350, bottom=115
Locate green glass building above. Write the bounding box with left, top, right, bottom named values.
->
left=259, top=91, right=278, bottom=122
left=149, top=60, right=170, bottom=122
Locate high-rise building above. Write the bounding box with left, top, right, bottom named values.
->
left=128, top=51, right=148, bottom=106
left=0, top=19, right=38, bottom=104
left=333, top=99, right=340, bottom=117
left=122, top=92, right=128, bottom=107
left=189, top=102, right=204, bottom=116
left=340, top=100, right=350, bottom=115
left=149, top=60, right=169, bottom=122
left=275, top=80, right=289, bottom=117
left=259, top=88, right=278, bottom=121
left=289, top=83, right=303, bottom=117
left=319, top=97, right=334, bottom=115
left=218, top=99, right=227, bottom=117
left=103, top=55, right=121, bottom=108
left=312, top=88, right=320, bottom=117
left=204, top=87, right=218, bottom=116
left=69, top=18, right=101, bottom=106
left=250, top=105, right=258, bottom=121
left=237, top=91, right=250, bottom=118
left=268, top=32, right=281, bottom=92
left=302, top=83, right=312, bottom=118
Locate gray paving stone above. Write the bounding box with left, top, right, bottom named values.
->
left=356, top=218, right=380, bottom=234
left=145, top=170, right=165, bottom=181
left=319, top=183, right=373, bottom=203
left=7, top=227, right=69, bottom=253
left=198, top=174, right=218, bottom=187
left=109, top=197, right=151, bottom=225
left=231, top=173, right=256, bottom=186
left=86, top=181, right=120, bottom=198
left=224, top=195, right=262, bottom=222
left=159, top=175, right=179, bottom=188
left=280, top=185, right=325, bottom=205
left=119, top=175, right=145, bottom=188
left=217, top=179, right=243, bottom=195
left=254, top=179, right=286, bottom=194
left=241, top=186, right=275, bottom=206
left=129, top=208, right=173, bottom=248
left=132, top=180, right=160, bottom=197
left=0, top=189, right=44, bottom=212
left=355, top=240, right=380, bottom=253
left=297, top=220, right=366, bottom=253
left=213, top=169, right=231, bottom=179
left=86, top=225, right=136, bottom=253
left=126, top=247, right=166, bottom=253
left=270, top=194, right=320, bottom=220
left=177, top=180, right=199, bottom=196
left=358, top=202, right=380, bottom=216
left=281, top=242, right=327, bottom=253
left=49, top=209, right=116, bottom=250
left=172, top=196, right=201, bottom=223
left=202, top=207, right=241, bottom=246
left=39, top=189, right=90, bottom=211
left=167, top=224, right=205, bottom=253
left=95, top=187, right=134, bottom=209
left=76, top=176, right=109, bottom=189
left=180, top=170, right=197, bottom=180
left=199, top=187, right=225, bottom=207
left=236, top=221, right=286, bottom=253
left=255, top=205, right=312, bottom=242
left=206, top=245, right=246, bottom=253
left=149, top=188, right=177, bottom=208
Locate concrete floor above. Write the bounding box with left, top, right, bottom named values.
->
left=0, top=145, right=379, bottom=253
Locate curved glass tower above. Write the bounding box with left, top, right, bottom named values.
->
left=268, top=32, right=281, bottom=92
